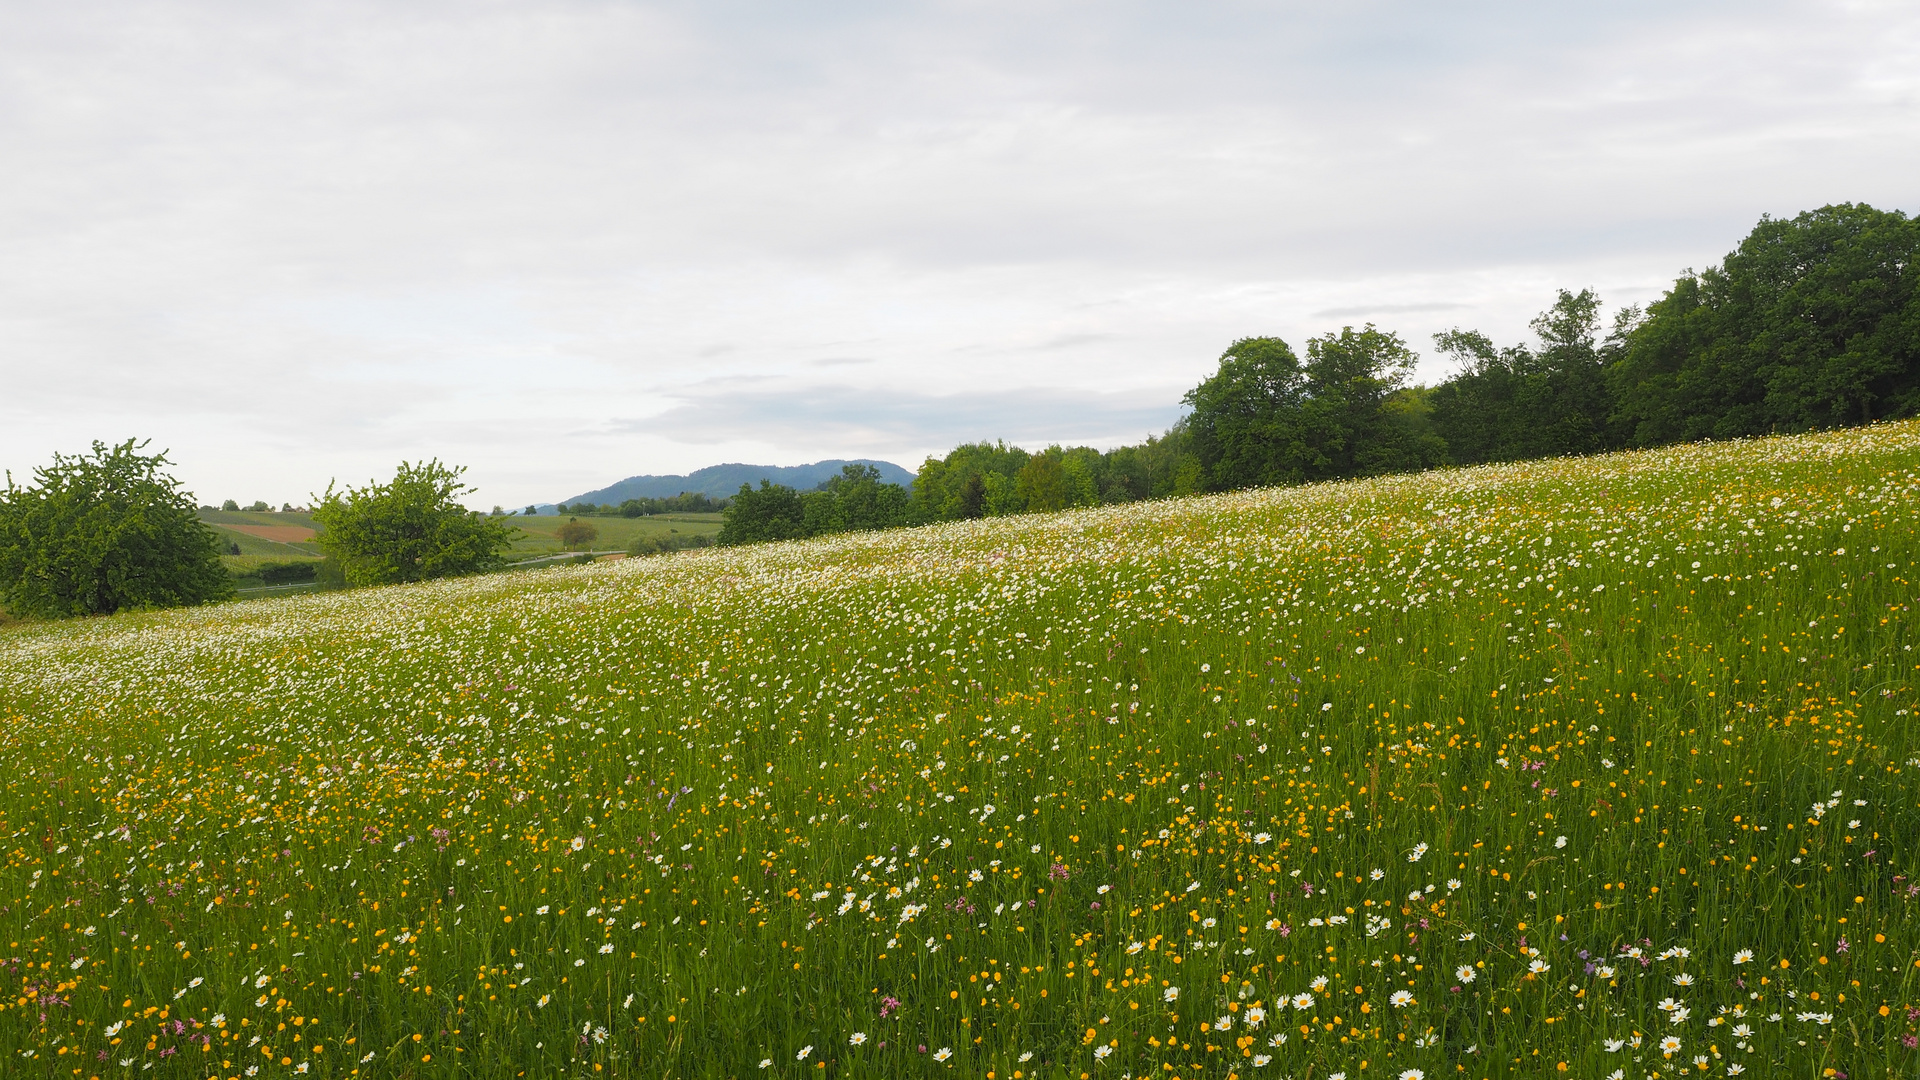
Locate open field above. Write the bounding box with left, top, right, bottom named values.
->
left=224, top=526, right=319, bottom=545
left=6, top=425, right=1920, bottom=1078
left=199, top=511, right=326, bottom=560
left=190, top=509, right=721, bottom=564
left=506, top=513, right=724, bottom=555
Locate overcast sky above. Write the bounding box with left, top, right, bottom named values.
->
left=2, top=0, right=1915, bottom=508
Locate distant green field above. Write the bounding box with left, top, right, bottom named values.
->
left=198, top=509, right=326, bottom=559
left=198, top=509, right=322, bottom=531
left=193, top=508, right=723, bottom=562
left=507, top=512, right=724, bottom=555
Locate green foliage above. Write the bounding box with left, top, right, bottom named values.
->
left=713, top=204, right=1919, bottom=554
left=222, top=557, right=322, bottom=588
left=715, top=480, right=809, bottom=545
left=911, top=441, right=1033, bottom=521
left=553, top=493, right=725, bottom=518
left=805, top=463, right=912, bottom=533
left=309, top=460, right=515, bottom=587
left=221, top=498, right=239, bottom=512
left=718, top=466, right=912, bottom=545
left=1609, top=202, right=1920, bottom=443
left=910, top=437, right=1192, bottom=527
left=1429, top=289, right=1627, bottom=464
left=1182, top=326, right=1437, bottom=491
left=625, top=532, right=714, bottom=557
left=617, top=492, right=724, bottom=516
left=0, top=438, right=233, bottom=618
left=1181, top=336, right=1310, bottom=490
left=556, top=519, right=599, bottom=550
left=1014, top=453, right=1069, bottom=512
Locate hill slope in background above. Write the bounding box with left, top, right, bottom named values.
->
left=561, top=458, right=914, bottom=504
left=7, top=422, right=1920, bottom=1075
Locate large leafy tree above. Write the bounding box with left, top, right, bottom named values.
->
left=310, top=460, right=516, bottom=586
left=802, top=464, right=913, bottom=534
left=716, top=481, right=808, bottom=545
left=1015, top=453, right=1070, bottom=513
left=1609, top=203, right=1920, bottom=444
left=1185, top=326, right=1431, bottom=490
left=1300, top=324, right=1428, bottom=478
left=910, top=441, right=1033, bottom=522
left=1182, top=336, right=1312, bottom=490
left=0, top=438, right=233, bottom=618
left=1428, top=289, right=1626, bottom=464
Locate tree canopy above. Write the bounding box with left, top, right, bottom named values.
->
left=310, top=460, right=516, bottom=587
left=706, top=203, right=1920, bottom=551
left=717, top=465, right=914, bottom=546
left=1607, top=203, right=1920, bottom=444
left=0, top=439, right=233, bottom=618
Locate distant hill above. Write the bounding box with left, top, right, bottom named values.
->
left=560, top=459, right=915, bottom=506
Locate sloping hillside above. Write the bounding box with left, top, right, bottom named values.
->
left=4, top=423, right=1919, bottom=1077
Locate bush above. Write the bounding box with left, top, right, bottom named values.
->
left=0, top=439, right=233, bottom=617
left=627, top=533, right=714, bottom=557
left=258, top=561, right=318, bottom=585
left=310, top=460, right=516, bottom=587
left=557, top=520, right=599, bottom=550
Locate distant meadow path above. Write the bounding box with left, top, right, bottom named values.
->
left=4, top=422, right=1920, bottom=1078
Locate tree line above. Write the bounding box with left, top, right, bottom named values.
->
left=552, top=491, right=727, bottom=517
left=5, top=203, right=1913, bottom=612
left=716, top=464, right=913, bottom=544
left=716, top=202, right=1920, bottom=544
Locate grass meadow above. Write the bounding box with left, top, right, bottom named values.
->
left=506, top=514, right=724, bottom=555
left=6, top=423, right=1920, bottom=1079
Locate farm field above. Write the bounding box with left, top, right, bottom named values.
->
left=198, top=511, right=326, bottom=561
left=4, top=424, right=1920, bottom=1079
left=506, top=513, right=724, bottom=555
left=193, top=508, right=721, bottom=569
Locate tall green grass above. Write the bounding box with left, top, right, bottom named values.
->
left=4, top=423, right=1919, bottom=1079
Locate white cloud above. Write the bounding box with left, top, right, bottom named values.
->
left=1, top=0, right=1915, bottom=506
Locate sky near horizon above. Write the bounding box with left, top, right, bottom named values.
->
left=2, top=1, right=1916, bottom=509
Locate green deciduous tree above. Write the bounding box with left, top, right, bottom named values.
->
left=1609, top=203, right=1920, bottom=444
left=556, top=520, right=599, bottom=550
left=911, top=441, right=1032, bottom=521
left=309, top=460, right=515, bottom=587
left=804, top=464, right=913, bottom=534
left=1300, top=324, right=1428, bottom=478
left=1428, top=289, right=1625, bottom=464
left=716, top=481, right=808, bottom=545
left=0, top=438, right=233, bottom=618
left=719, top=466, right=913, bottom=544
left=1016, top=453, right=1070, bottom=512
left=1182, top=336, right=1311, bottom=491
left=1185, top=326, right=1432, bottom=490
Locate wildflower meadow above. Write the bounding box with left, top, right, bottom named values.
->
left=5, top=421, right=1920, bottom=1079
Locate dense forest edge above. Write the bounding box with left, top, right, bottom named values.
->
left=715, top=202, right=1920, bottom=544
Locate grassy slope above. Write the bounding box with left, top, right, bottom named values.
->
left=3, top=425, right=1919, bottom=1078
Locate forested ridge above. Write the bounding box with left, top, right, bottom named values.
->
left=720, top=202, right=1920, bottom=543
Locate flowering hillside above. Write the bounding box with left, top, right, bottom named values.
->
left=4, top=421, right=1920, bottom=1079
